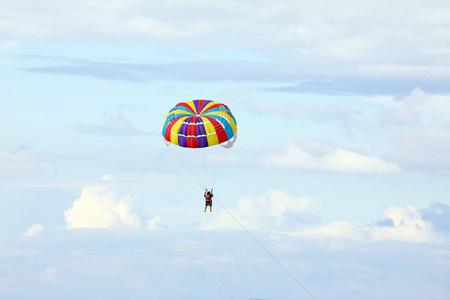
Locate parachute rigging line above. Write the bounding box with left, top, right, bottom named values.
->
left=214, top=196, right=318, bottom=300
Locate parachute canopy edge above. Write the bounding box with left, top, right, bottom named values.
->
left=163, top=136, right=171, bottom=147
left=220, top=131, right=237, bottom=149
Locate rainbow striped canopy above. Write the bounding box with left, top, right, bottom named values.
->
left=162, top=100, right=237, bottom=148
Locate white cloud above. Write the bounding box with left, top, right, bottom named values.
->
left=196, top=189, right=442, bottom=246
left=266, top=189, right=311, bottom=218
left=390, top=122, right=450, bottom=170
left=0, top=222, right=448, bottom=299
left=299, top=221, right=368, bottom=239
left=147, top=216, right=161, bottom=230
left=23, top=223, right=44, bottom=237
left=197, top=189, right=313, bottom=230
left=2, top=0, right=450, bottom=67
left=8, top=2, right=449, bottom=97
left=373, top=88, right=450, bottom=126
left=286, top=205, right=440, bottom=243
left=197, top=191, right=440, bottom=244
left=371, top=205, right=438, bottom=242
left=101, top=174, right=114, bottom=181
left=360, top=89, right=450, bottom=170
left=378, top=105, right=421, bottom=126
left=262, top=142, right=400, bottom=174
left=64, top=179, right=141, bottom=229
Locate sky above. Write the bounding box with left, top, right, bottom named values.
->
left=1, top=0, right=450, bottom=299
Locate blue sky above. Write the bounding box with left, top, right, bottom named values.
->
left=1, top=1, right=450, bottom=299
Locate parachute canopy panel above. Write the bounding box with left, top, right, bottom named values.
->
left=162, top=100, right=237, bottom=148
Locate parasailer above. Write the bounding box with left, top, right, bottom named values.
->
left=204, top=188, right=213, bottom=212
left=162, top=99, right=237, bottom=211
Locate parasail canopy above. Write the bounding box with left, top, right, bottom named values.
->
left=162, top=99, right=237, bottom=149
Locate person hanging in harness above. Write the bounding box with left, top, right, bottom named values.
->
left=204, top=188, right=213, bottom=212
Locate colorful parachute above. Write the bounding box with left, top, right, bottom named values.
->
left=162, top=99, right=237, bottom=149
left=162, top=100, right=237, bottom=188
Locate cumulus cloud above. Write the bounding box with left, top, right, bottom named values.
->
left=23, top=223, right=44, bottom=237
left=147, top=216, right=161, bottom=230
left=287, top=204, right=440, bottom=243
left=197, top=189, right=314, bottom=230
left=371, top=205, right=438, bottom=242
left=199, top=186, right=444, bottom=243
left=378, top=104, right=421, bottom=126
left=262, top=141, right=400, bottom=174
left=64, top=177, right=142, bottom=229
left=197, top=189, right=442, bottom=243
left=374, top=88, right=450, bottom=126
left=358, top=89, right=450, bottom=170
